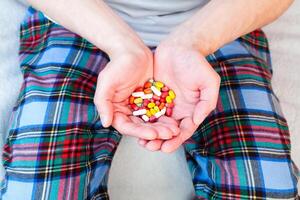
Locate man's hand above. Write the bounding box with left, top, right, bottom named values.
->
left=139, top=42, right=220, bottom=152
left=94, top=44, right=180, bottom=140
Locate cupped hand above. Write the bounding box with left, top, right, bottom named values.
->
left=94, top=43, right=179, bottom=140
left=139, top=42, right=220, bottom=152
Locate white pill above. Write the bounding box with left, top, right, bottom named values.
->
left=149, top=79, right=154, bottom=83
left=154, top=111, right=163, bottom=118
left=160, top=107, right=167, bottom=115
left=132, top=92, right=145, bottom=97
left=133, top=109, right=147, bottom=116
left=142, top=115, right=149, bottom=122
left=151, top=86, right=161, bottom=96
left=141, top=93, right=153, bottom=99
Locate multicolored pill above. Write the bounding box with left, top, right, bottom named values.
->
left=128, top=79, right=176, bottom=122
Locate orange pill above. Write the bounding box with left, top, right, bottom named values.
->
left=159, top=103, right=165, bottom=110
left=144, top=88, right=152, bottom=94
left=129, top=96, right=135, bottom=104
left=144, top=81, right=152, bottom=89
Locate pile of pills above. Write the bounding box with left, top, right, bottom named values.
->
left=128, top=79, right=176, bottom=122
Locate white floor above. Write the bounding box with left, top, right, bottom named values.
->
left=0, top=1, right=299, bottom=199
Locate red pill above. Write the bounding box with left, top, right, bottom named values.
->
left=134, top=87, right=143, bottom=92
left=160, top=97, right=166, bottom=103
left=143, top=99, right=150, bottom=107
left=149, top=116, right=157, bottom=123
left=161, top=91, right=168, bottom=98
left=131, top=104, right=139, bottom=111
left=161, top=86, right=169, bottom=92
left=166, top=107, right=173, bottom=117
left=152, top=95, right=160, bottom=101
left=166, top=102, right=174, bottom=108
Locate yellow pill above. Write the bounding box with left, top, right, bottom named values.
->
left=146, top=110, right=152, bottom=117
left=166, top=96, right=172, bottom=103
left=154, top=81, right=164, bottom=88
left=147, top=102, right=155, bottom=108
left=150, top=108, right=157, bottom=115
left=134, top=97, right=143, bottom=104
left=154, top=106, right=160, bottom=112
left=168, top=90, right=176, bottom=99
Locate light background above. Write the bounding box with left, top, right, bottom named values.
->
left=0, top=0, right=299, bottom=199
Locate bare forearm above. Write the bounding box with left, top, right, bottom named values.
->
left=167, top=0, right=294, bottom=55
left=27, top=0, right=145, bottom=57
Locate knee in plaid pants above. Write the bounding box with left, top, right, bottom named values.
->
left=1, top=8, right=299, bottom=200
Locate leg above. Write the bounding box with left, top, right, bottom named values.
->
left=1, top=8, right=121, bottom=200
left=184, top=30, right=299, bottom=199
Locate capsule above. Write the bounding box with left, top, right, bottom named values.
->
left=166, top=96, right=172, bottom=103
left=151, top=86, right=161, bottom=96
left=169, top=90, right=176, bottom=99
left=166, top=108, right=173, bottom=117
left=158, top=103, right=165, bottom=110
left=141, top=93, right=153, bottom=99
left=161, top=86, right=169, bottom=92
left=144, top=81, right=152, bottom=89
left=142, top=115, right=149, bottom=122
left=134, top=87, right=143, bottom=92
left=154, top=106, right=160, bottom=112
left=129, top=96, right=135, bottom=104
left=152, top=94, right=160, bottom=101
left=149, top=116, right=157, bottom=123
left=143, top=88, right=152, bottom=94
left=166, top=102, right=174, bottom=108
left=150, top=108, right=156, bottom=115
left=154, top=81, right=164, bottom=89
left=147, top=102, right=155, bottom=108
left=131, top=104, right=139, bottom=111
left=133, top=109, right=147, bottom=116
left=161, top=92, right=169, bottom=98
left=146, top=110, right=152, bottom=117
left=134, top=97, right=143, bottom=104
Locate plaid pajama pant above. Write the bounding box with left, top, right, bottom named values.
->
left=1, top=7, right=299, bottom=200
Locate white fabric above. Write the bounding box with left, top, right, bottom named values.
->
left=0, top=0, right=299, bottom=199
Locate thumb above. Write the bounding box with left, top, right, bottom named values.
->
left=94, top=71, right=116, bottom=127
left=193, top=100, right=214, bottom=126
left=193, top=87, right=219, bottom=126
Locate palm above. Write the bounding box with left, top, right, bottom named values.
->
left=95, top=54, right=180, bottom=140
left=155, top=47, right=213, bottom=122
left=140, top=45, right=220, bottom=153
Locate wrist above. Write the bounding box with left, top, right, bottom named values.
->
left=95, top=30, right=149, bottom=58
left=163, top=23, right=219, bottom=56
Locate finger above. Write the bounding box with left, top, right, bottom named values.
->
left=145, top=139, right=163, bottom=151
left=193, top=83, right=219, bottom=126
left=161, top=117, right=196, bottom=153
left=112, top=112, right=157, bottom=140
left=152, top=123, right=173, bottom=140
left=157, top=116, right=180, bottom=136
left=138, top=138, right=148, bottom=147
left=94, top=69, right=116, bottom=127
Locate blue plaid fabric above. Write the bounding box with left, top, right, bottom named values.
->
left=1, top=7, right=299, bottom=200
